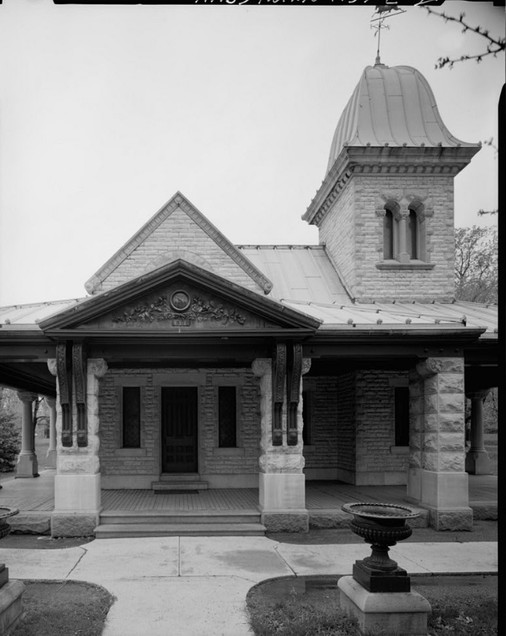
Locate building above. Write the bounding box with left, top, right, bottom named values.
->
left=0, top=62, right=498, bottom=537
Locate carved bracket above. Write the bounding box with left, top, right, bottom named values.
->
left=56, top=342, right=73, bottom=447
left=286, top=344, right=303, bottom=446
left=72, top=343, right=88, bottom=447
left=271, top=344, right=286, bottom=446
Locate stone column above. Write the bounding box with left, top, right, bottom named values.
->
left=15, top=392, right=39, bottom=478
left=397, top=210, right=410, bottom=264
left=252, top=358, right=310, bottom=532
left=48, top=358, right=108, bottom=537
left=465, top=390, right=493, bottom=475
left=45, top=398, right=57, bottom=469
left=407, top=357, right=472, bottom=530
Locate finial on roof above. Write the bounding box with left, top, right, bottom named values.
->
left=370, top=4, right=406, bottom=65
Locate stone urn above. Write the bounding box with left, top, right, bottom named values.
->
left=342, top=502, right=419, bottom=593
left=0, top=508, right=18, bottom=541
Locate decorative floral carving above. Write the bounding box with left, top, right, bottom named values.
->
left=113, top=294, right=247, bottom=326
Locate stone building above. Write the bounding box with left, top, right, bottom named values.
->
left=0, top=62, right=497, bottom=536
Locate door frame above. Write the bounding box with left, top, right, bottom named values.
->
left=153, top=372, right=204, bottom=476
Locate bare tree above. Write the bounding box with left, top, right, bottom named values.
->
left=455, top=226, right=498, bottom=303
left=425, top=7, right=505, bottom=69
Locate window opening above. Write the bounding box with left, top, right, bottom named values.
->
left=407, top=209, right=418, bottom=259
left=394, top=387, right=410, bottom=447
left=122, top=386, right=141, bottom=448
left=384, top=209, right=394, bottom=259
left=218, top=386, right=237, bottom=448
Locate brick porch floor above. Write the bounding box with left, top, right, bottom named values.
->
left=0, top=470, right=497, bottom=518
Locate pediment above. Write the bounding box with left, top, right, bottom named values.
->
left=83, top=283, right=276, bottom=331
left=40, top=260, right=320, bottom=335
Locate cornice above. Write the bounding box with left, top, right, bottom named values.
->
left=85, top=192, right=273, bottom=295
left=303, top=144, right=480, bottom=228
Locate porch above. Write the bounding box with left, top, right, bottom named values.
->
left=1, top=470, right=497, bottom=537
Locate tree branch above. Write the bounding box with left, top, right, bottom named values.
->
left=425, top=7, right=505, bottom=69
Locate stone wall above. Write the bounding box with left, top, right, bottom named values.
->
left=99, top=367, right=261, bottom=488
left=318, top=174, right=456, bottom=302
left=96, top=206, right=262, bottom=294
left=355, top=370, right=410, bottom=485
left=303, top=377, right=339, bottom=478
left=303, top=370, right=410, bottom=485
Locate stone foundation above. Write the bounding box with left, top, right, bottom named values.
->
left=0, top=580, right=25, bottom=635
left=261, top=512, right=309, bottom=533
left=428, top=508, right=473, bottom=531
left=51, top=512, right=98, bottom=537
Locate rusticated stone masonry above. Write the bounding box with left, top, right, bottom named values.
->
left=408, top=357, right=472, bottom=531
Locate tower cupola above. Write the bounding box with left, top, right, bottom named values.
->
left=304, top=63, right=480, bottom=303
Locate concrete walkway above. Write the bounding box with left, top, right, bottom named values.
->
left=0, top=536, right=497, bottom=636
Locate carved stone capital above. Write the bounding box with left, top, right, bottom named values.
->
left=17, top=391, right=38, bottom=404
left=414, top=358, right=444, bottom=379
left=88, top=358, right=108, bottom=379
left=47, top=358, right=57, bottom=377
left=302, top=358, right=312, bottom=376
left=252, top=358, right=271, bottom=378
left=467, top=389, right=491, bottom=401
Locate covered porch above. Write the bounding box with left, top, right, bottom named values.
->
left=1, top=469, right=497, bottom=538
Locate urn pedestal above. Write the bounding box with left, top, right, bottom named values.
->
left=338, top=502, right=431, bottom=636
left=0, top=508, right=25, bottom=635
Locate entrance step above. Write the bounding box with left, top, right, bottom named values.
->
left=95, top=509, right=265, bottom=538
left=152, top=480, right=209, bottom=493
left=95, top=522, right=266, bottom=538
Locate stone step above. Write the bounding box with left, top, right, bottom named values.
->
left=158, top=473, right=202, bottom=482
left=94, top=522, right=266, bottom=539
left=152, top=481, right=208, bottom=493
left=99, top=510, right=261, bottom=525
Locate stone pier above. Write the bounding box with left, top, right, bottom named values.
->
left=407, top=357, right=472, bottom=530
left=48, top=358, right=108, bottom=537
left=252, top=357, right=310, bottom=532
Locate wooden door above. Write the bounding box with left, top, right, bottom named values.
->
left=161, top=387, right=198, bottom=473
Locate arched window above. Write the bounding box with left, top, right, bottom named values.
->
left=384, top=210, right=394, bottom=259
left=407, top=209, right=418, bottom=259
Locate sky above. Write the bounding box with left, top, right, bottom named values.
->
left=0, top=0, right=502, bottom=306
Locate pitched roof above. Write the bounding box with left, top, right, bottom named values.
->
left=84, top=192, right=273, bottom=295
left=0, top=249, right=497, bottom=337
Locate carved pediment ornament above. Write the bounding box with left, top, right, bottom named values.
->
left=113, top=292, right=247, bottom=327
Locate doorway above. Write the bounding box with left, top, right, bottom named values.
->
left=161, top=387, right=198, bottom=473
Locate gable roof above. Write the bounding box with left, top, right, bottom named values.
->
left=40, top=259, right=320, bottom=334
left=84, top=192, right=273, bottom=296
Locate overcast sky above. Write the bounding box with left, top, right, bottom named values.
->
left=0, top=0, right=502, bottom=306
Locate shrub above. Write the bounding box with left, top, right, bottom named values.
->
left=0, top=408, right=21, bottom=472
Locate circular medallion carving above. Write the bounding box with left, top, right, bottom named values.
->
left=170, top=290, right=191, bottom=312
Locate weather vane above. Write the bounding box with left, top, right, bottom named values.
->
left=371, top=4, right=406, bottom=65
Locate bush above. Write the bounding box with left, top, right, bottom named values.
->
left=0, top=410, right=20, bottom=472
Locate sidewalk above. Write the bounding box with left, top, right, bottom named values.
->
left=0, top=535, right=497, bottom=636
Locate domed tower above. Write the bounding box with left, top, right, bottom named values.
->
left=303, top=62, right=480, bottom=303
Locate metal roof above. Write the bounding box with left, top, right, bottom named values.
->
left=327, top=64, right=480, bottom=174
left=0, top=299, right=86, bottom=326
left=0, top=247, right=497, bottom=336
left=238, top=245, right=350, bottom=305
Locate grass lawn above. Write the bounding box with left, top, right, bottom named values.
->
left=246, top=574, right=498, bottom=636
left=10, top=580, right=115, bottom=636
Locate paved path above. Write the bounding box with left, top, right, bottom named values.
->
left=0, top=536, right=497, bottom=636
